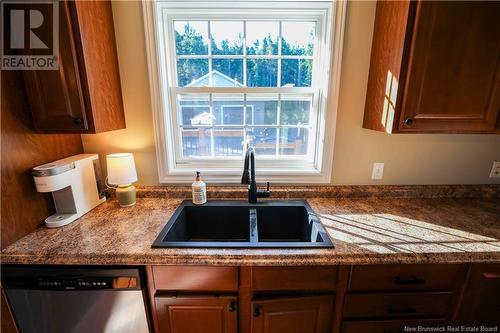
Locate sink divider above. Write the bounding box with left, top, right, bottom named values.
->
left=249, top=209, right=259, bottom=244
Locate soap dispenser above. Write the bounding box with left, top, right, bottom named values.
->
left=192, top=171, right=207, bottom=205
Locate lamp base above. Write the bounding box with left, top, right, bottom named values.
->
left=116, top=184, right=136, bottom=207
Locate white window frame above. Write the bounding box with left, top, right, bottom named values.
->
left=143, top=0, right=346, bottom=183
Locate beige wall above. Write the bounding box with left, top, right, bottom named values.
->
left=82, top=1, right=500, bottom=185
left=82, top=0, right=159, bottom=184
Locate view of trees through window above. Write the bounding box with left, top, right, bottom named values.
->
left=172, top=20, right=316, bottom=158
left=174, top=20, right=315, bottom=87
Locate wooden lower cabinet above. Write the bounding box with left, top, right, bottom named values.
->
left=251, top=295, right=335, bottom=333
left=341, top=319, right=446, bottom=333
left=456, top=263, right=500, bottom=324
left=343, top=292, right=453, bottom=319
left=337, top=264, right=469, bottom=333
left=1, top=289, right=18, bottom=333
left=349, top=264, right=463, bottom=292
left=155, top=296, right=238, bottom=333
left=251, top=266, right=337, bottom=292
left=148, top=264, right=500, bottom=333
left=152, top=266, right=238, bottom=292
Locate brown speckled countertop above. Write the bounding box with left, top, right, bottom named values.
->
left=2, top=186, right=500, bottom=266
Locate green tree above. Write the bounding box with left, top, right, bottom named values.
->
left=175, top=24, right=209, bottom=86
left=175, top=24, right=208, bottom=55
left=175, top=24, right=313, bottom=87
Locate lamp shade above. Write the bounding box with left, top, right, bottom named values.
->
left=106, top=153, right=138, bottom=185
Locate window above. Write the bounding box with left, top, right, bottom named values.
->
left=144, top=1, right=346, bottom=183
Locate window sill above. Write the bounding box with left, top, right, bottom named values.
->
left=159, top=167, right=331, bottom=184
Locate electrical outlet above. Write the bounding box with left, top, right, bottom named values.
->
left=372, top=163, right=384, bottom=180
left=490, top=161, right=500, bottom=178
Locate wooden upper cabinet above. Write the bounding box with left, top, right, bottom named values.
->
left=456, top=263, right=500, bottom=324
left=251, top=296, right=334, bottom=333
left=363, top=1, right=500, bottom=134
left=155, top=296, right=238, bottom=333
left=23, top=0, right=125, bottom=133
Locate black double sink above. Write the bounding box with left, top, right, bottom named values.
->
left=152, top=200, right=333, bottom=248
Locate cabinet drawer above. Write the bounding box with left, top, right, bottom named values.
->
left=152, top=266, right=238, bottom=292
left=343, top=292, right=453, bottom=319
left=252, top=266, right=337, bottom=292
left=341, top=319, right=447, bottom=333
left=349, top=264, right=464, bottom=292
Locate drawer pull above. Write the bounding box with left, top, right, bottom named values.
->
left=253, top=306, right=261, bottom=317
left=386, top=305, right=417, bottom=314
left=228, top=301, right=237, bottom=312
left=394, top=276, right=426, bottom=285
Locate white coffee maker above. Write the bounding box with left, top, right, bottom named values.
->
left=32, top=154, right=106, bottom=228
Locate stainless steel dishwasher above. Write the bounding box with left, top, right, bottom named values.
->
left=2, top=267, right=150, bottom=333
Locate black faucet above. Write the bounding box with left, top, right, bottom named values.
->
left=241, top=147, right=271, bottom=203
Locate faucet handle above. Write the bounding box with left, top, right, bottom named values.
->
left=256, top=181, right=271, bottom=199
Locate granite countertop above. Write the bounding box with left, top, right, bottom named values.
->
left=2, top=188, right=500, bottom=266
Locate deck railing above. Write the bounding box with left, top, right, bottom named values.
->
left=181, top=129, right=304, bottom=156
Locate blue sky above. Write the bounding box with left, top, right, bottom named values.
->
left=174, top=20, right=315, bottom=51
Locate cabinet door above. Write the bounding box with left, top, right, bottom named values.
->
left=1, top=289, right=17, bottom=333
left=251, top=296, right=334, bottom=333
left=457, top=264, right=500, bottom=324
left=400, top=1, right=500, bottom=133
left=23, top=1, right=88, bottom=132
left=155, top=296, right=237, bottom=333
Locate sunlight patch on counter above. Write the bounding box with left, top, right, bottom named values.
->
left=319, top=213, right=500, bottom=254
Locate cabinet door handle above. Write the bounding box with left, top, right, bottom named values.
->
left=73, top=117, right=83, bottom=125
left=404, top=118, right=413, bottom=126
left=228, top=301, right=237, bottom=312
left=253, top=306, right=261, bottom=317
left=386, top=304, right=417, bottom=314
left=394, top=276, right=426, bottom=285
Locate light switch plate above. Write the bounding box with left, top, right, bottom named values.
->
left=372, top=163, right=384, bottom=180
left=490, top=161, right=500, bottom=178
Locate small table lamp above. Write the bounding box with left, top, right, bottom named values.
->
left=106, top=153, right=138, bottom=207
